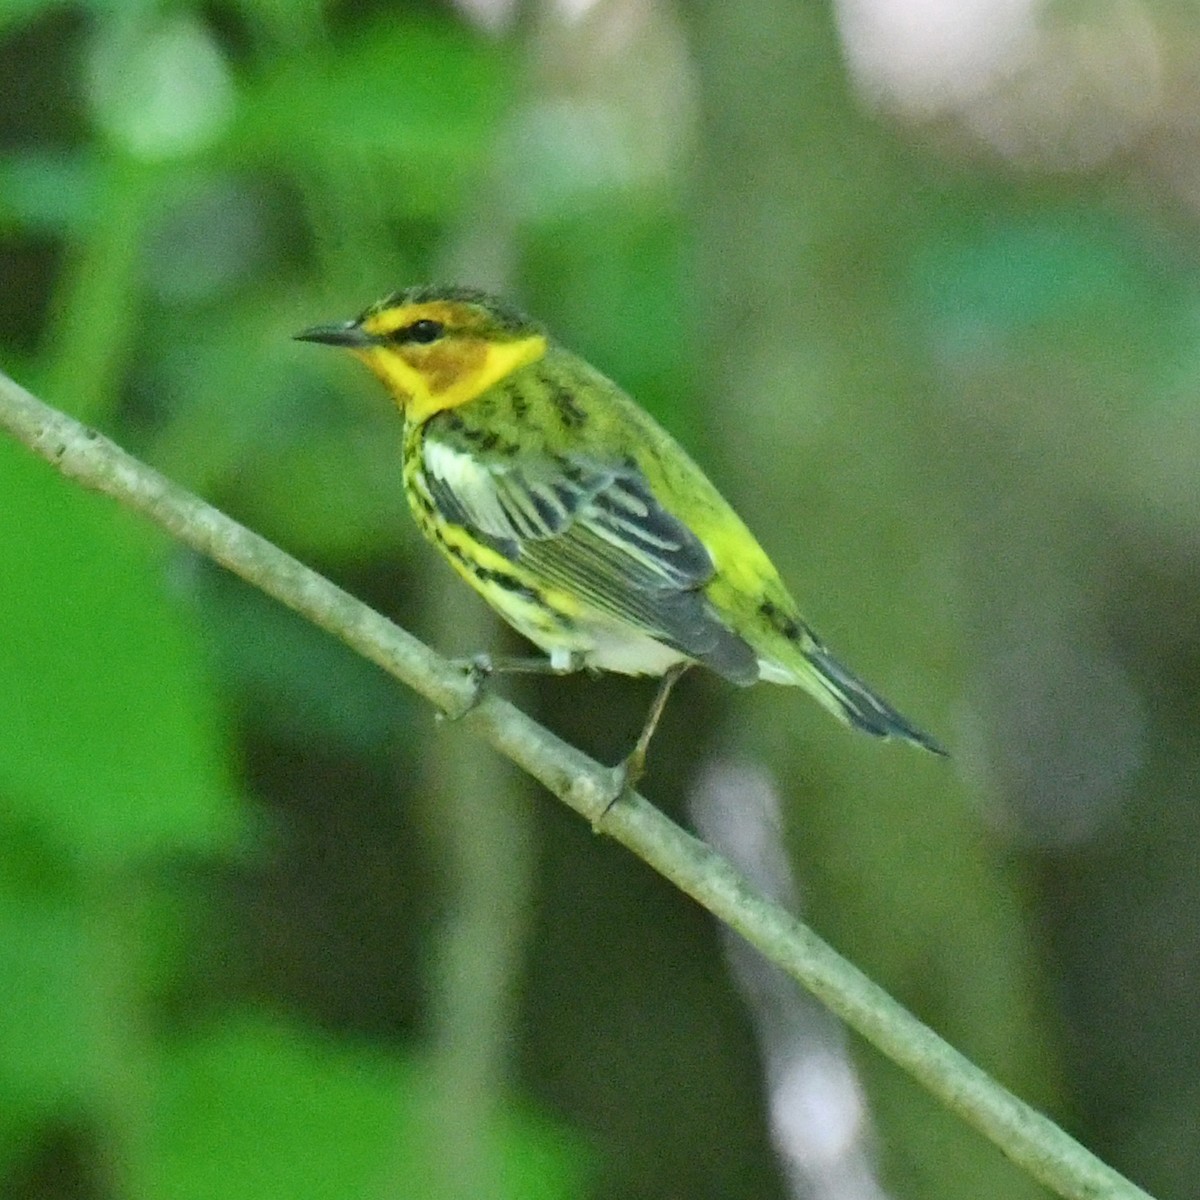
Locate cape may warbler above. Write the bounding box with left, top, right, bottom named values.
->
left=297, top=286, right=944, bottom=786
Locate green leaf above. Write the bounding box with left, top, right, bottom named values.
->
left=146, top=1014, right=589, bottom=1200
left=0, top=842, right=89, bottom=1117
left=0, top=442, right=242, bottom=862
left=231, top=16, right=514, bottom=216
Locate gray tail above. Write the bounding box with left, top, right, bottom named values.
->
left=803, top=646, right=947, bottom=756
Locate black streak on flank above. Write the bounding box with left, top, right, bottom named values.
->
left=439, top=524, right=520, bottom=566
left=441, top=537, right=538, bottom=600
left=759, top=598, right=801, bottom=641
left=472, top=565, right=541, bottom=604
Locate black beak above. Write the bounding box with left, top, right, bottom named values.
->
left=293, top=322, right=377, bottom=348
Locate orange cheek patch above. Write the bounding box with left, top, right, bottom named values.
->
left=355, top=331, right=547, bottom=424
left=420, top=340, right=486, bottom=395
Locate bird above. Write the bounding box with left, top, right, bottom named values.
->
left=296, top=285, right=945, bottom=792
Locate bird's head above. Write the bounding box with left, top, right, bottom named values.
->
left=296, top=285, right=547, bottom=422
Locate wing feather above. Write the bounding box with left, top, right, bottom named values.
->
left=419, top=434, right=757, bottom=682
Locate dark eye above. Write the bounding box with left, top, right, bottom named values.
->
left=394, top=318, right=444, bottom=345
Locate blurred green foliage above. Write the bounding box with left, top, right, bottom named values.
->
left=0, top=3, right=591, bottom=1197
left=2, top=1, right=1199, bottom=1199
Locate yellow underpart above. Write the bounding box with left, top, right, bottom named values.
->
left=434, top=521, right=587, bottom=644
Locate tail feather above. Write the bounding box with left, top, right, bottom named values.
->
left=799, top=646, right=947, bottom=756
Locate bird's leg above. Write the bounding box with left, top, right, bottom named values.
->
left=446, top=650, right=587, bottom=719
left=597, top=663, right=691, bottom=823
left=460, top=651, right=587, bottom=676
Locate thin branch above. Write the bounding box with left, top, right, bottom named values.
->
left=0, top=367, right=1155, bottom=1200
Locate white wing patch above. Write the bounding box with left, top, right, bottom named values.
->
left=422, top=437, right=483, bottom=495
left=423, top=435, right=580, bottom=541
left=422, top=438, right=519, bottom=538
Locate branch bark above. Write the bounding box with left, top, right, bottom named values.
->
left=0, top=367, right=1155, bottom=1200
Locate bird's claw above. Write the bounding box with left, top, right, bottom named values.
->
left=590, top=750, right=647, bottom=832
left=459, top=652, right=496, bottom=681
left=443, top=653, right=495, bottom=721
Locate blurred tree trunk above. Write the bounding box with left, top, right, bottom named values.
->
left=684, top=4, right=1061, bottom=1197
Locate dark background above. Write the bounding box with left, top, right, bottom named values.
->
left=1, top=1, right=1198, bottom=1197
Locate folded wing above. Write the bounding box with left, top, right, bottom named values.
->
left=420, top=434, right=758, bottom=683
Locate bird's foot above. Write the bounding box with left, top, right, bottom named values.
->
left=443, top=650, right=584, bottom=721
left=590, top=746, right=648, bottom=832
left=442, top=653, right=496, bottom=721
